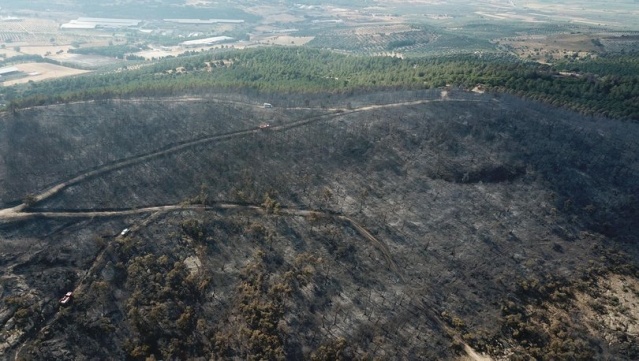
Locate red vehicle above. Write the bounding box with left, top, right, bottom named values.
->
left=59, top=291, right=73, bottom=305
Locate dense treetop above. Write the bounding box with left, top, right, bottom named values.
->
left=3, top=47, right=638, bottom=120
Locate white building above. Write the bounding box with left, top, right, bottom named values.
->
left=60, top=17, right=142, bottom=30
left=164, top=19, right=244, bottom=24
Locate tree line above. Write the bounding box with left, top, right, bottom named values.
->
left=68, top=44, right=149, bottom=60
left=3, top=47, right=638, bottom=120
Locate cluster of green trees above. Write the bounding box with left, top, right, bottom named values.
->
left=68, top=45, right=149, bottom=59
left=3, top=47, right=638, bottom=120
left=557, top=53, right=639, bottom=77
left=0, top=54, right=55, bottom=67
left=386, top=39, right=417, bottom=50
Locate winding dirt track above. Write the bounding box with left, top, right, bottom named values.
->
left=0, top=202, right=401, bottom=274
left=0, top=96, right=493, bottom=269
left=0, top=96, right=496, bottom=270
left=0, top=95, right=489, bottom=219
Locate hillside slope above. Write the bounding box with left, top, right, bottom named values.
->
left=1, top=90, right=638, bottom=360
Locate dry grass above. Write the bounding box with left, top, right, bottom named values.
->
left=2, top=62, right=89, bottom=86
left=499, top=33, right=601, bottom=61
left=475, top=11, right=545, bottom=23
left=575, top=274, right=639, bottom=342
left=244, top=6, right=306, bottom=24
left=12, top=45, right=72, bottom=57
left=254, top=36, right=315, bottom=46
left=354, top=24, right=414, bottom=35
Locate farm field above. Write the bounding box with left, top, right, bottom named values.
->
left=522, top=0, right=639, bottom=28
left=52, top=52, right=123, bottom=67
left=0, top=1, right=636, bottom=64
left=0, top=16, right=124, bottom=58
left=2, top=62, right=89, bottom=86
left=251, top=35, right=314, bottom=46
left=499, top=33, right=604, bottom=61
left=0, top=18, right=108, bottom=48
left=0, top=18, right=62, bottom=44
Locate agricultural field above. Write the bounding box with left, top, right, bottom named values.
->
left=521, top=0, right=639, bottom=29
left=498, top=31, right=639, bottom=62
left=252, top=35, right=314, bottom=47
left=0, top=18, right=91, bottom=47
left=499, top=33, right=604, bottom=62
left=0, top=17, right=125, bottom=60
left=243, top=4, right=306, bottom=25
left=377, top=0, right=639, bottom=29
left=55, top=53, right=124, bottom=68
left=307, top=26, right=495, bottom=57
left=0, top=0, right=638, bottom=74
left=348, top=1, right=639, bottom=58
left=1, top=62, right=89, bottom=86
left=16, top=4, right=639, bottom=63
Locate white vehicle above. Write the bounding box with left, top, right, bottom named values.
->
left=59, top=291, right=73, bottom=305
left=120, top=228, right=130, bottom=236
left=263, top=103, right=273, bottom=108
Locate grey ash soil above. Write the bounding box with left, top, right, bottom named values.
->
left=1, top=90, right=638, bottom=360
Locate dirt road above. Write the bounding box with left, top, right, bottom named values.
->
left=2, top=96, right=490, bottom=216
left=3, top=95, right=493, bottom=361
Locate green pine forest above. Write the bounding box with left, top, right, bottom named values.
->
left=4, top=47, right=639, bottom=120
